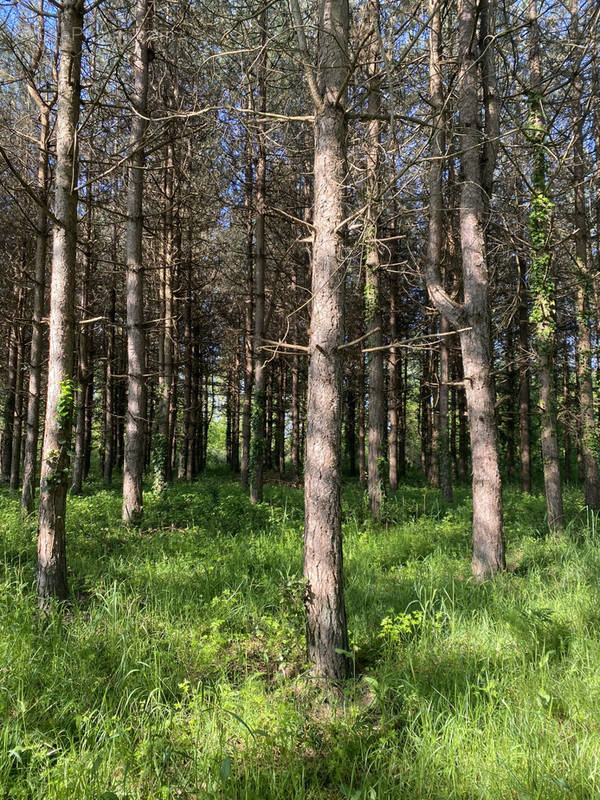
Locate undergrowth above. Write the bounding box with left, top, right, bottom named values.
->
left=1, top=474, right=599, bottom=799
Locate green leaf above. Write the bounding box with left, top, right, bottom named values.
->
left=220, top=755, right=232, bottom=780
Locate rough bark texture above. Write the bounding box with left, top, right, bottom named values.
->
left=37, top=0, right=84, bottom=605
left=122, top=0, right=149, bottom=523
left=425, top=0, right=505, bottom=578
left=300, top=0, right=349, bottom=680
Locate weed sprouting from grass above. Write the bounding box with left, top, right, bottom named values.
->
left=1, top=476, right=600, bottom=798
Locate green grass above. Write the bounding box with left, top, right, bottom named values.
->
left=1, top=474, right=600, bottom=799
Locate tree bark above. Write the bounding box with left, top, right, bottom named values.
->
left=37, top=0, right=84, bottom=605
left=570, top=0, right=598, bottom=508
left=22, top=103, right=50, bottom=513
left=517, top=253, right=531, bottom=493
left=122, top=0, right=149, bottom=523
left=293, top=0, right=350, bottom=679
left=527, top=0, right=564, bottom=531
left=425, top=0, right=505, bottom=577
left=250, top=8, right=267, bottom=504
left=364, top=0, right=385, bottom=519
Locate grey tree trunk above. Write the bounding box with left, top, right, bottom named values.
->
left=37, top=0, right=84, bottom=605
left=122, top=0, right=149, bottom=523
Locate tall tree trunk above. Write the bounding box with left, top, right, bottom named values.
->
left=570, top=0, right=598, bottom=508
left=388, top=273, right=399, bottom=491
left=22, top=104, right=50, bottom=513
left=291, top=0, right=349, bottom=679
left=426, top=0, right=505, bottom=578
left=250, top=8, right=267, bottom=504
left=103, top=283, right=116, bottom=485
left=37, top=0, right=84, bottom=605
left=10, top=308, right=24, bottom=492
left=563, top=340, right=572, bottom=483
left=517, top=252, right=531, bottom=492
left=1, top=292, right=19, bottom=484
left=122, top=0, right=149, bottom=523
left=71, top=181, right=92, bottom=494
left=364, top=0, right=385, bottom=518
left=439, top=313, right=452, bottom=501
left=240, top=126, right=253, bottom=488
left=527, top=0, right=564, bottom=530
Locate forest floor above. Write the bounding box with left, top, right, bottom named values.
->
left=1, top=472, right=600, bottom=799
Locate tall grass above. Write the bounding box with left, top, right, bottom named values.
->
left=1, top=476, right=599, bottom=798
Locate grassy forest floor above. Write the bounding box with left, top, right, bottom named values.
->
left=1, top=473, right=600, bottom=799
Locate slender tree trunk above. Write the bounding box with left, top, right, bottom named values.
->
left=1, top=297, right=19, bottom=484
left=570, top=0, right=598, bottom=508
left=439, top=313, right=452, bottom=501
left=364, top=0, right=385, bottom=518
left=10, top=314, right=24, bottom=491
left=240, top=127, right=253, bottom=488
left=388, top=272, right=399, bottom=491
left=527, top=0, right=564, bottom=530
left=250, top=9, right=267, bottom=504
left=103, top=284, right=116, bottom=485
left=22, top=107, right=50, bottom=513
left=563, top=341, right=572, bottom=483
left=37, top=0, right=84, bottom=605
left=71, top=184, right=92, bottom=494
left=517, top=253, right=531, bottom=492
left=122, top=0, right=149, bottom=523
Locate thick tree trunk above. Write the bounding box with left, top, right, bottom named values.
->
left=296, top=0, right=349, bottom=680
left=122, top=0, right=149, bottom=523
left=426, top=0, right=504, bottom=577
left=37, top=0, right=84, bottom=605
